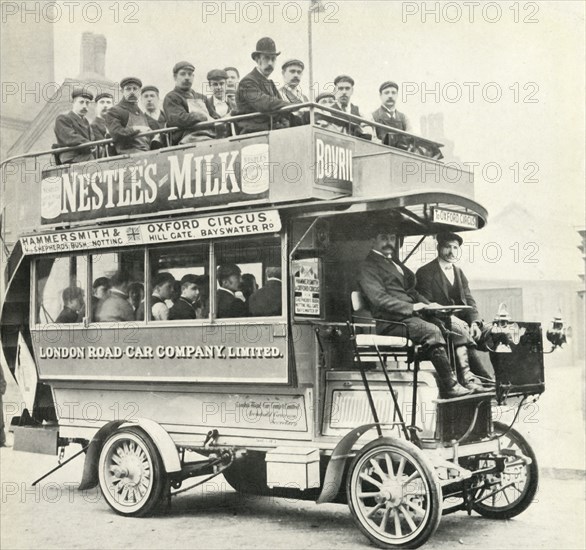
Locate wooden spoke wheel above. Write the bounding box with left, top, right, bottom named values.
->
left=347, top=438, right=442, bottom=549
left=472, top=421, right=538, bottom=519
left=98, top=427, right=168, bottom=517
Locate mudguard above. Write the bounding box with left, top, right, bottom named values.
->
left=78, top=418, right=181, bottom=491
left=317, top=423, right=381, bottom=504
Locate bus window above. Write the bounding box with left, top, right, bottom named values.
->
left=214, top=235, right=283, bottom=319
left=36, top=255, right=88, bottom=325
left=148, top=243, right=209, bottom=321
left=90, top=250, right=145, bottom=322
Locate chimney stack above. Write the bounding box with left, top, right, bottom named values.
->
left=79, top=32, right=107, bottom=78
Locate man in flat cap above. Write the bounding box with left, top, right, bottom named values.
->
left=224, top=67, right=240, bottom=101
left=91, top=92, right=114, bottom=141
left=332, top=75, right=372, bottom=140
left=216, top=264, right=248, bottom=318
left=104, top=77, right=159, bottom=155
left=235, top=37, right=294, bottom=134
left=280, top=59, right=309, bottom=104
left=163, top=61, right=216, bottom=145
left=416, top=232, right=494, bottom=386
left=54, top=88, right=96, bottom=164
left=315, top=92, right=345, bottom=133
left=372, top=81, right=413, bottom=150
left=205, top=69, right=236, bottom=119
left=168, top=274, right=201, bottom=321
left=141, top=86, right=166, bottom=130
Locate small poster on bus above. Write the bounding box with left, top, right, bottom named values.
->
left=293, top=258, right=321, bottom=316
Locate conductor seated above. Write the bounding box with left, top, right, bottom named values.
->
left=358, top=223, right=478, bottom=398
left=216, top=264, right=249, bottom=318
left=416, top=232, right=494, bottom=382
left=249, top=267, right=282, bottom=317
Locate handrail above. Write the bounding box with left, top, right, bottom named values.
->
left=0, top=103, right=444, bottom=172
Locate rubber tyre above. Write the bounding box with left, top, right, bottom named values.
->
left=347, top=437, right=442, bottom=549
left=472, top=421, right=538, bottom=519
left=98, top=426, right=168, bottom=517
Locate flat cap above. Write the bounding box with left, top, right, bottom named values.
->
left=379, top=81, right=399, bottom=94
left=141, top=85, right=160, bottom=95
left=95, top=92, right=113, bottom=102
left=173, top=61, right=195, bottom=75
left=71, top=88, right=94, bottom=101
left=207, top=69, right=228, bottom=81
left=180, top=274, right=201, bottom=286
left=436, top=232, right=463, bottom=246
left=334, top=74, right=355, bottom=87
left=282, top=58, right=304, bottom=71
left=316, top=91, right=335, bottom=103
left=120, top=76, right=142, bottom=89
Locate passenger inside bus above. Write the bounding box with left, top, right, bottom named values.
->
left=91, top=277, right=111, bottom=321
left=96, top=270, right=135, bottom=323
left=249, top=267, right=282, bottom=317
left=138, top=272, right=176, bottom=321
left=240, top=273, right=259, bottom=306
left=168, top=274, right=200, bottom=320
left=128, top=282, right=144, bottom=319
left=55, top=286, right=84, bottom=324
left=216, top=264, right=249, bottom=318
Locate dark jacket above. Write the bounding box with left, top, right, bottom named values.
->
left=235, top=68, right=289, bottom=133
left=280, top=86, right=309, bottom=104
left=163, top=87, right=215, bottom=144
left=103, top=99, right=158, bottom=151
left=371, top=106, right=409, bottom=148
left=333, top=102, right=371, bottom=139
left=55, top=307, right=79, bottom=324
left=168, top=297, right=197, bottom=320
left=216, top=289, right=248, bottom=318
left=415, top=259, right=480, bottom=324
left=249, top=279, right=282, bottom=317
left=358, top=251, right=429, bottom=322
left=90, top=116, right=109, bottom=140
left=54, top=111, right=95, bottom=163
left=145, top=110, right=167, bottom=130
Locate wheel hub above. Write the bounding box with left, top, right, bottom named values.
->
left=377, top=479, right=404, bottom=507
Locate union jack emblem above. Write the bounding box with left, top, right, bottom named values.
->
left=126, top=226, right=142, bottom=242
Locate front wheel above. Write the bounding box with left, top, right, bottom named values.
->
left=98, top=426, right=168, bottom=516
left=347, top=438, right=442, bottom=549
left=472, top=421, right=538, bottom=519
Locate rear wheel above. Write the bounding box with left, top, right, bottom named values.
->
left=98, top=427, right=168, bottom=517
left=472, top=421, right=538, bottom=519
left=347, top=438, right=442, bottom=549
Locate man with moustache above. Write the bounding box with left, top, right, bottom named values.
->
left=163, top=61, right=216, bottom=145
left=358, top=223, right=473, bottom=398
left=279, top=59, right=309, bottom=104
left=332, top=75, right=373, bottom=140
left=104, top=77, right=159, bottom=154
left=53, top=88, right=96, bottom=164
left=416, top=232, right=494, bottom=384
left=372, top=81, right=412, bottom=150
left=235, top=37, right=293, bottom=134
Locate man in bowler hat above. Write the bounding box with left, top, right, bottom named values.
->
left=235, top=37, right=293, bottom=134
left=54, top=88, right=96, bottom=164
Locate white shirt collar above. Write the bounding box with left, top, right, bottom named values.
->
left=267, top=277, right=281, bottom=282
left=219, top=287, right=235, bottom=296
left=438, top=258, right=454, bottom=271
left=382, top=104, right=397, bottom=116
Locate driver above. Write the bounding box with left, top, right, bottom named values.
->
left=358, top=223, right=474, bottom=398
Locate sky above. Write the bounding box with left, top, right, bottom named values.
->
left=45, top=0, right=585, bottom=228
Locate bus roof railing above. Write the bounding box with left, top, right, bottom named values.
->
left=0, top=103, right=444, bottom=171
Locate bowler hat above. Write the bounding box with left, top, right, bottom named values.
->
left=251, top=37, right=280, bottom=60
left=334, top=75, right=355, bottom=87
left=282, top=58, right=304, bottom=71
left=207, top=69, right=228, bottom=82
left=173, top=61, right=195, bottom=75
left=379, top=81, right=399, bottom=94
left=95, top=92, right=113, bottom=102
left=71, top=88, right=94, bottom=101
left=141, top=85, right=159, bottom=95
left=436, top=232, right=463, bottom=247
left=120, top=76, right=142, bottom=89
